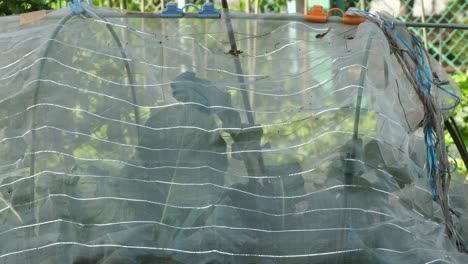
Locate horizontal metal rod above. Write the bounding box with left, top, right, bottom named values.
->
left=108, top=12, right=468, bottom=30
left=327, top=16, right=468, bottom=30
left=20, top=9, right=468, bottom=30
left=396, top=21, right=468, bottom=30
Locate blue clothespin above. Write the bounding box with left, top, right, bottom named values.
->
left=162, top=3, right=184, bottom=18
left=68, top=0, right=92, bottom=14
left=199, top=2, right=220, bottom=18
left=68, top=0, right=84, bottom=14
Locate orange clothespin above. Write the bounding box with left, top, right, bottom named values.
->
left=306, top=5, right=365, bottom=25
left=305, top=5, right=328, bottom=23
left=329, top=8, right=366, bottom=25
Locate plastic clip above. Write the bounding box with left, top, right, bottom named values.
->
left=162, top=3, right=184, bottom=18
left=305, top=5, right=328, bottom=23
left=341, top=12, right=365, bottom=25
left=68, top=0, right=92, bottom=14
left=182, top=3, right=200, bottom=13
left=306, top=5, right=365, bottom=25
left=68, top=0, right=85, bottom=14
left=199, top=3, right=220, bottom=18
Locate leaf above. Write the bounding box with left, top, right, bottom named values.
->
left=0, top=192, right=23, bottom=224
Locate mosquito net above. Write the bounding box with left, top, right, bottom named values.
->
left=0, top=5, right=468, bottom=263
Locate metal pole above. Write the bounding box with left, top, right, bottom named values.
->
left=91, top=11, right=468, bottom=30
left=221, top=0, right=266, bottom=172
left=338, top=32, right=374, bottom=263
left=445, top=117, right=468, bottom=175
left=419, top=0, right=428, bottom=50
left=244, top=0, right=251, bottom=13
left=221, top=0, right=255, bottom=126
left=397, top=21, right=468, bottom=30
left=359, top=0, right=365, bottom=10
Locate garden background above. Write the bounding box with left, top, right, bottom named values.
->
left=1, top=0, right=467, bottom=177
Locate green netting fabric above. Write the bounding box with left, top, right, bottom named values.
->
left=0, top=7, right=467, bottom=263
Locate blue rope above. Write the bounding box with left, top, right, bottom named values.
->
left=426, top=125, right=438, bottom=200
left=382, top=22, right=439, bottom=200
left=410, top=35, right=460, bottom=109
left=346, top=7, right=461, bottom=200
left=383, top=15, right=460, bottom=201
left=447, top=154, right=459, bottom=174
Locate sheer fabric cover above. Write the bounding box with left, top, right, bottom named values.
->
left=0, top=8, right=467, bottom=263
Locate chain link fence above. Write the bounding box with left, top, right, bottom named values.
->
left=349, top=0, right=467, bottom=73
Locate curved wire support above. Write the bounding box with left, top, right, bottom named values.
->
left=29, top=13, right=75, bottom=236
left=30, top=12, right=73, bottom=180
left=29, top=6, right=141, bottom=232
left=82, top=4, right=141, bottom=134
left=31, top=7, right=142, bottom=175
left=445, top=117, right=468, bottom=174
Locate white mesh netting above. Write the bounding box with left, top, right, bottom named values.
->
left=1, top=7, right=468, bottom=263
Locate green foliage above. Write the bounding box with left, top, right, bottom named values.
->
left=446, top=71, right=468, bottom=178
left=260, top=0, right=288, bottom=13
left=452, top=72, right=468, bottom=135
left=452, top=71, right=468, bottom=144
left=0, top=0, right=53, bottom=16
